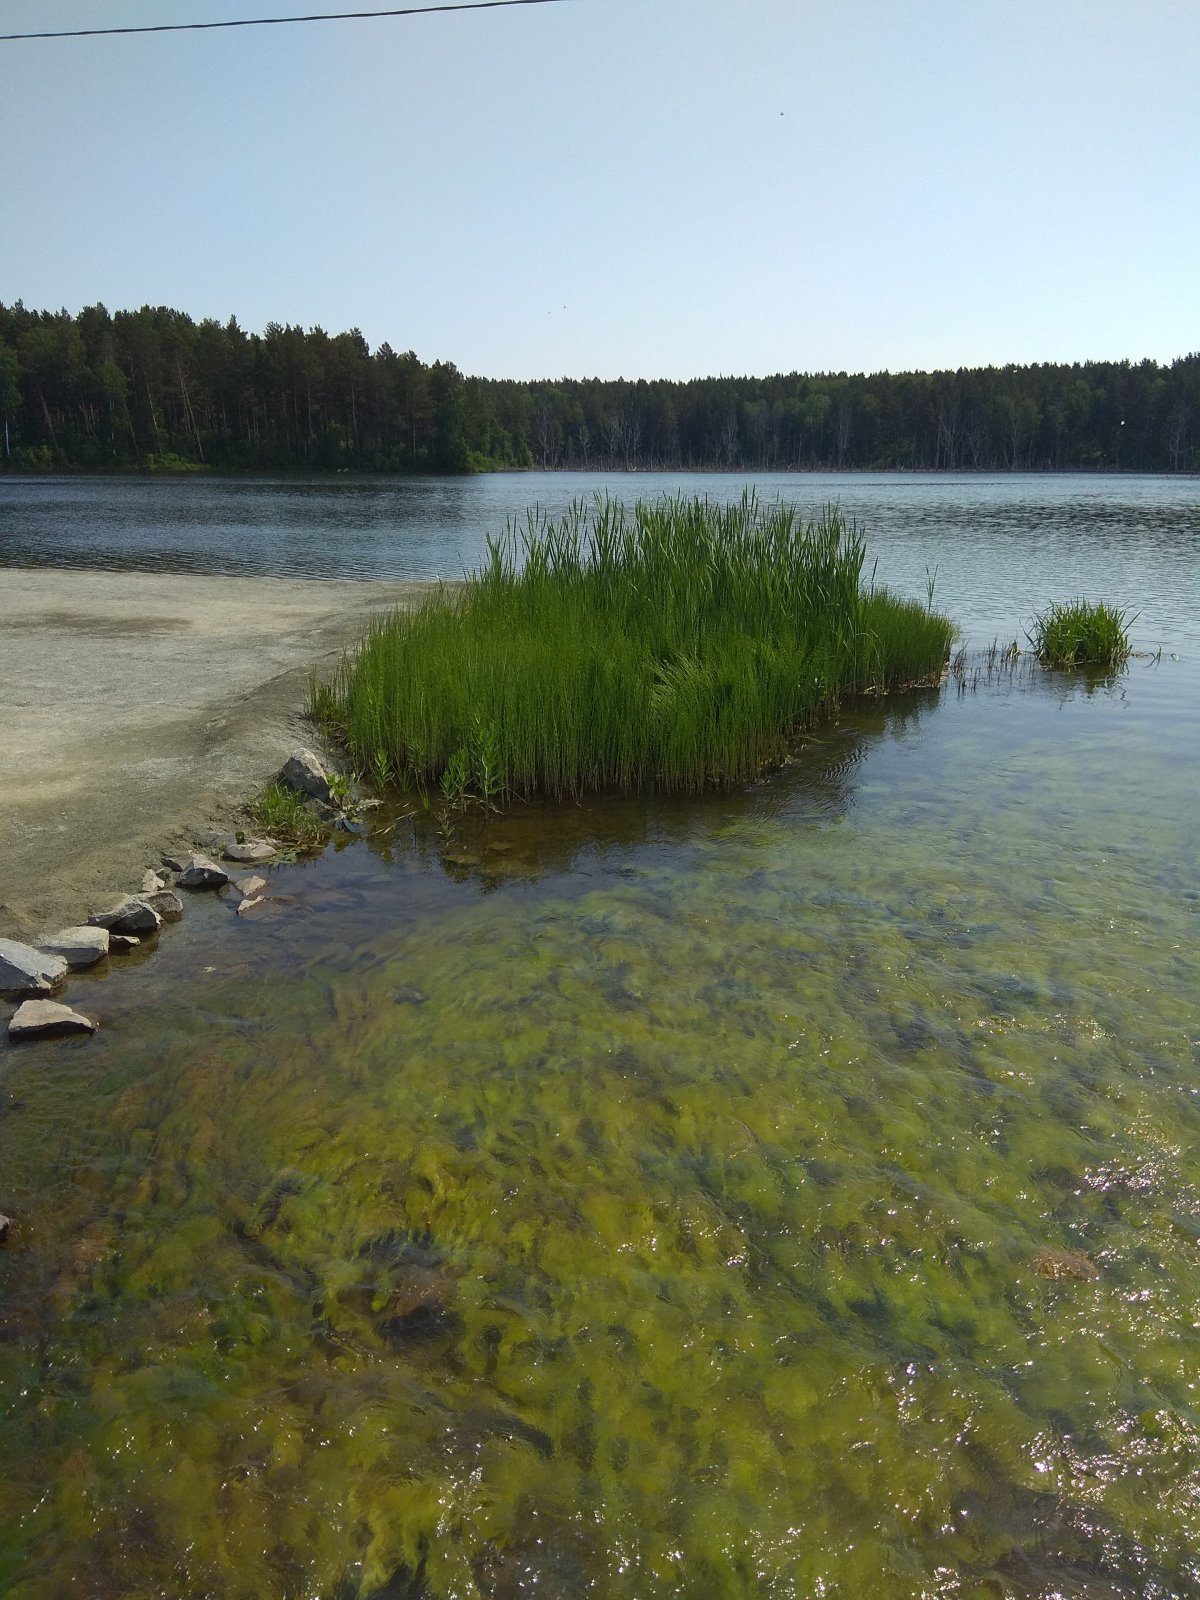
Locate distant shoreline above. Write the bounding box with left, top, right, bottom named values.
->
left=2, top=464, right=1196, bottom=480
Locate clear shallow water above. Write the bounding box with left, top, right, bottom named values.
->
left=1, top=479, right=1199, bottom=1597
left=1, top=471, right=1197, bottom=652
left=1, top=654, right=1198, bottom=1599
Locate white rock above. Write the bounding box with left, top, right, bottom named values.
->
left=233, top=875, right=268, bottom=898
left=143, top=889, right=184, bottom=923
left=88, top=897, right=162, bottom=936
left=176, top=854, right=229, bottom=889
left=141, top=870, right=166, bottom=894
left=0, top=938, right=68, bottom=998
left=223, top=838, right=278, bottom=864
left=40, top=926, right=110, bottom=970
left=236, top=895, right=267, bottom=916
left=279, top=748, right=331, bottom=802
left=9, top=999, right=97, bottom=1040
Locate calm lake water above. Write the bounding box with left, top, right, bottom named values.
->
left=0, top=470, right=1197, bottom=652
left=1, top=474, right=1199, bottom=1598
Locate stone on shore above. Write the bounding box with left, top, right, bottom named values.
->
left=110, top=933, right=141, bottom=952
left=141, top=870, right=166, bottom=894
left=143, top=889, right=184, bottom=923
left=41, top=926, right=111, bottom=970
left=9, top=999, right=98, bottom=1040
left=0, top=1213, right=12, bottom=1245
left=88, top=897, right=163, bottom=936
left=279, top=748, right=331, bottom=802
left=176, top=854, right=230, bottom=889
left=0, top=938, right=69, bottom=998
left=223, top=838, right=278, bottom=864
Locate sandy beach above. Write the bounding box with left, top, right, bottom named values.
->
left=0, top=567, right=433, bottom=939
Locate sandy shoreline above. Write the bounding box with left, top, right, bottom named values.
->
left=0, top=567, right=434, bottom=940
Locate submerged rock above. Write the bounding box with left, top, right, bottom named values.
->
left=279, top=747, right=331, bottom=802
left=88, top=897, right=162, bottom=937
left=9, top=999, right=97, bottom=1040
left=0, top=938, right=69, bottom=998
left=143, top=889, right=184, bottom=923
left=392, top=985, right=429, bottom=1006
left=236, top=894, right=281, bottom=917
left=223, top=838, right=278, bottom=864
left=40, top=926, right=110, bottom=970
left=1034, top=1245, right=1099, bottom=1282
left=176, top=854, right=229, bottom=890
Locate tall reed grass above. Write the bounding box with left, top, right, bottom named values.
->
left=318, top=494, right=956, bottom=800
left=1028, top=600, right=1133, bottom=670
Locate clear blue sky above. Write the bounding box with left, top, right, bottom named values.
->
left=2, top=0, right=1197, bottom=379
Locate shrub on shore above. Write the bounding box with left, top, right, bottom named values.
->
left=1028, top=600, right=1133, bottom=670
left=318, top=494, right=956, bottom=801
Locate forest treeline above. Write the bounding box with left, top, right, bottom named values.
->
left=1, top=300, right=1196, bottom=475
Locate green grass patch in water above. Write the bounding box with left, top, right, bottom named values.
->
left=1028, top=599, right=1133, bottom=669
left=248, top=781, right=328, bottom=850
left=316, top=494, right=956, bottom=801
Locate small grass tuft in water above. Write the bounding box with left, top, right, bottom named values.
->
left=1028, top=600, right=1133, bottom=669
left=249, top=782, right=328, bottom=850
left=318, top=494, right=956, bottom=802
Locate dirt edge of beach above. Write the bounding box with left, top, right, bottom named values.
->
left=0, top=567, right=438, bottom=941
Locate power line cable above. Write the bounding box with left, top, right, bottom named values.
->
left=0, top=0, right=568, bottom=44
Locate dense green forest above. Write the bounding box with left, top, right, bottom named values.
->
left=1, top=300, right=1196, bottom=474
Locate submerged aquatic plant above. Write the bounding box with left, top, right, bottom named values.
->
left=1028, top=599, right=1133, bottom=670
left=321, top=494, right=956, bottom=801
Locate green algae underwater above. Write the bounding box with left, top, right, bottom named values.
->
left=2, top=659, right=1199, bottom=1600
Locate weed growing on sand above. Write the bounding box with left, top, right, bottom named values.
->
left=250, top=783, right=327, bottom=851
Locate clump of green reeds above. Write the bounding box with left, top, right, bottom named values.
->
left=249, top=782, right=328, bottom=850
left=317, top=494, right=956, bottom=801
left=1027, top=600, right=1133, bottom=670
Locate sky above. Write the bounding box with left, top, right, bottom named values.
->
left=1, top=0, right=1197, bottom=380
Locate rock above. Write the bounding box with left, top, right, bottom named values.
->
left=223, top=838, right=278, bottom=864
left=143, top=889, right=184, bottom=923
left=88, top=897, right=162, bottom=936
left=236, top=895, right=267, bottom=916
left=161, top=852, right=186, bottom=872
left=393, top=985, right=428, bottom=1006
left=0, top=1213, right=12, bottom=1245
left=233, top=875, right=268, bottom=898
left=0, top=938, right=68, bottom=999
left=279, top=747, right=331, bottom=802
left=141, top=870, right=166, bottom=894
left=1033, top=1246, right=1099, bottom=1282
left=176, top=854, right=229, bottom=890
left=110, top=933, right=141, bottom=952
left=40, top=926, right=110, bottom=970
left=9, top=999, right=97, bottom=1040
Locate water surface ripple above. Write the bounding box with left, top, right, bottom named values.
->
left=1, top=470, right=1197, bottom=652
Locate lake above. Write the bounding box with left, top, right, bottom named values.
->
left=1, top=472, right=1198, bottom=1598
